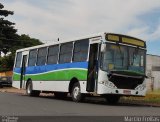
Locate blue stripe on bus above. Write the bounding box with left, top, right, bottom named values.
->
left=14, top=61, right=88, bottom=74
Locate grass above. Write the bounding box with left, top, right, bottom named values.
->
left=121, top=90, right=160, bottom=104
left=147, top=89, right=160, bottom=94
left=144, top=90, right=160, bottom=103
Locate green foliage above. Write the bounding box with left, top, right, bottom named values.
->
left=19, top=34, right=43, bottom=47
left=0, top=2, right=17, bottom=55
left=0, top=3, right=13, bottom=17
left=10, top=34, right=43, bottom=53
left=0, top=54, right=14, bottom=71
left=0, top=3, right=43, bottom=72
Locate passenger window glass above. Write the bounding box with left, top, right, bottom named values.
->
left=73, top=39, right=89, bottom=62
left=59, top=42, right=73, bottom=63
left=37, top=47, right=47, bottom=66
left=47, top=45, right=59, bottom=64
left=28, top=49, right=37, bottom=66
left=15, top=52, right=22, bottom=68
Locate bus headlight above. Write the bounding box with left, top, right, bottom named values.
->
left=105, top=81, right=117, bottom=89
left=99, top=81, right=117, bottom=89
left=135, top=84, right=146, bottom=91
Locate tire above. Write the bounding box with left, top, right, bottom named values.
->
left=54, top=92, right=67, bottom=99
left=105, top=95, right=120, bottom=104
left=71, top=82, right=84, bottom=102
left=26, top=81, right=40, bottom=97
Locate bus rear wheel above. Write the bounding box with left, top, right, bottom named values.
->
left=26, top=81, right=40, bottom=97
left=71, top=82, right=84, bottom=102
left=105, top=95, right=120, bottom=104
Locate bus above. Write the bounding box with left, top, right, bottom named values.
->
left=12, top=32, right=147, bottom=104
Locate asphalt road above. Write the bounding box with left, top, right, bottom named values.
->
left=0, top=92, right=159, bottom=117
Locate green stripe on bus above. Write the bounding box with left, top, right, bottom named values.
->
left=13, top=69, right=87, bottom=81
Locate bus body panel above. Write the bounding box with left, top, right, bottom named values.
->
left=12, top=62, right=89, bottom=93
left=32, top=81, right=70, bottom=92
left=32, top=80, right=88, bottom=93
left=13, top=62, right=88, bottom=81
left=12, top=80, right=88, bottom=93
left=12, top=80, right=21, bottom=89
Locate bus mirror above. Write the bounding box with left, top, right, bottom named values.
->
left=101, top=44, right=106, bottom=52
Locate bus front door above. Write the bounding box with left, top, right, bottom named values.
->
left=87, top=43, right=99, bottom=92
left=20, top=55, right=27, bottom=89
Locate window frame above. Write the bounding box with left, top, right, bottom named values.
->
left=28, top=49, right=38, bottom=66
left=15, top=52, right=22, bottom=68
left=59, top=42, right=73, bottom=64
left=73, top=39, right=89, bottom=62
left=36, top=47, right=48, bottom=66
left=47, top=45, right=60, bottom=65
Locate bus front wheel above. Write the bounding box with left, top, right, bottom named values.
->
left=71, top=82, right=84, bottom=102
left=26, top=81, right=40, bottom=97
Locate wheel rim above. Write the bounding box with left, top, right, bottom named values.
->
left=27, top=83, right=31, bottom=94
left=73, top=86, right=80, bottom=99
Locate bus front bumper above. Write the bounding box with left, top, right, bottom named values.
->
left=97, top=83, right=146, bottom=97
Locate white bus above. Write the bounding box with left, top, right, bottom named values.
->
left=12, top=32, right=147, bottom=104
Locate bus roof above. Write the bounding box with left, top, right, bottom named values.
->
left=16, top=32, right=146, bottom=52
left=16, top=32, right=104, bottom=52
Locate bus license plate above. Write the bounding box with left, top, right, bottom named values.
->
left=123, top=90, right=131, bottom=94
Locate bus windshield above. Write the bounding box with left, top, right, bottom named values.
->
left=101, top=43, right=146, bottom=73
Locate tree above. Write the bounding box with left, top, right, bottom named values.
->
left=0, top=54, right=14, bottom=71
left=0, top=3, right=43, bottom=72
left=10, top=34, right=43, bottom=54
left=0, top=3, right=17, bottom=56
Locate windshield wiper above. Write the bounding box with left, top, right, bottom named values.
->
left=118, top=44, right=124, bottom=66
left=132, top=47, right=139, bottom=65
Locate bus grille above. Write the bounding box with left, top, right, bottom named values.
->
left=109, top=75, right=144, bottom=89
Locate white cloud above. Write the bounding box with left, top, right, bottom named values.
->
left=3, top=0, right=160, bottom=43
left=127, top=23, right=160, bottom=42
left=149, top=25, right=160, bottom=41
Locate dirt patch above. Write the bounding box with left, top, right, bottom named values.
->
left=120, top=98, right=160, bottom=107
left=118, top=92, right=160, bottom=107
left=0, top=87, right=25, bottom=94
left=0, top=87, right=53, bottom=96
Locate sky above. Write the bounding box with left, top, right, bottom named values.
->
left=2, top=0, right=160, bottom=55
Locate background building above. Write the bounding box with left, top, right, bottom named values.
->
left=146, top=54, right=160, bottom=91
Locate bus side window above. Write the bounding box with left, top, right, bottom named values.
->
left=28, top=49, right=37, bottom=66
left=37, top=47, right=47, bottom=66
left=47, top=45, right=59, bottom=64
left=59, top=42, right=73, bottom=63
left=15, top=52, right=22, bottom=68
left=73, top=39, right=89, bottom=62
